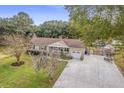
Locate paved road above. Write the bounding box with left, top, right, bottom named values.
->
left=53, top=55, right=124, bottom=88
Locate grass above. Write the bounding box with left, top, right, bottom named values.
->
left=0, top=53, right=67, bottom=88
left=61, top=55, right=72, bottom=60
left=114, top=51, right=124, bottom=76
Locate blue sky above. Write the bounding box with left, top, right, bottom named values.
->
left=0, top=5, right=69, bottom=25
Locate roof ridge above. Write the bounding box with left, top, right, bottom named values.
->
left=31, top=37, right=83, bottom=48
left=34, top=37, right=81, bottom=41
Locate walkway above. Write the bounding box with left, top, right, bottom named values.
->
left=53, top=55, right=124, bottom=88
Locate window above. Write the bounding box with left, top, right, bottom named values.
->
left=33, top=45, right=35, bottom=49
left=66, top=48, right=69, bottom=52
left=59, top=47, right=61, bottom=50
left=64, top=48, right=67, bottom=51
left=61, top=48, right=63, bottom=52
left=35, top=45, right=39, bottom=50
left=67, top=48, right=69, bottom=52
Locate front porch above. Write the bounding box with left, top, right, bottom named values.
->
left=48, top=46, right=70, bottom=56
left=27, top=44, right=70, bottom=57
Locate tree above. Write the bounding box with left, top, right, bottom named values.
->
left=3, top=33, right=29, bottom=66
left=12, top=12, right=34, bottom=33
left=65, top=5, right=95, bottom=45
left=28, top=49, right=60, bottom=79
left=0, top=12, right=34, bottom=35
left=0, top=17, right=16, bottom=34
left=65, top=5, right=124, bottom=46
left=36, top=20, right=70, bottom=38
left=28, top=50, right=48, bottom=72
left=0, top=12, right=34, bottom=45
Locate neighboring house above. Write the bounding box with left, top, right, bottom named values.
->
left=28, top=37, right=84, bottom=59
left=112, top=40, right=122, bottom=46
left=103, top=44, right=115, bottom=55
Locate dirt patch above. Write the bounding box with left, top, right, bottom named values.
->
left=0, top=53, right=9, bottom=59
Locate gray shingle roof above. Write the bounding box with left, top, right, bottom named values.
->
left=30, top=37, right=84, bottom=48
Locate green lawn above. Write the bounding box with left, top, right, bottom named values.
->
left=0, top=53, right=67, bottom=88
left=114, top=51, right=124, bottom=76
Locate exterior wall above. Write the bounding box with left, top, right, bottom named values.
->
left=28, top=44, right=46, bottom=51
left=28, top=43, right=84, bottom=59
left=47, top=41, right=69, bottom=55
left=46, top=46, right=49, bottom=52
left=69, top=47, right=84, bottom=58
left=69, top=48, right=83, bottom=54
left=29, top=44, right=40, bottom=50
left=48, top=41, right=69, bottom=48
left=34, top=45, right=40, bottom=50
left=47, top=46, right=69, bottom=55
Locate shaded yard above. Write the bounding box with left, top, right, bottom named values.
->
left=0, top=53, right=67, bottom=88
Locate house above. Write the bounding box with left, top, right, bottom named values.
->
left=28, top=37, right=84, bottom=59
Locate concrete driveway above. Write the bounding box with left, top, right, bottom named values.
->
left=53, top=55, right=124, bottom=88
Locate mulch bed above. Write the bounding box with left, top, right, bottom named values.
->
left=11, top=61, right=25, bottom=66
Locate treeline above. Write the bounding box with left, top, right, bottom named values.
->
left=36, top=20, right=75, bottom=38
left=0, top=12, right=75, bottom=39
left=0, top=12, right=33, bottom=35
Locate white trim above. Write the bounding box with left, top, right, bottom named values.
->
left=48, top=40, right=69, bottom=48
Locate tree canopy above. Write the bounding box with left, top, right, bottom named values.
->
left=65, top=5, right=124, bottom=45
left=0, top=12, right=34, bottom=35
left=36, top=20, right=70, bottom=38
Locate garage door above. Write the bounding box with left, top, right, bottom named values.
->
left=71, top=51, right=81, bottom=59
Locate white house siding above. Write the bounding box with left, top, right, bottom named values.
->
left=48, top=41, right=69, bottom=48
left=31, top=45, right=46, bottom=51
left=32, top=45, right=39, bottom=50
